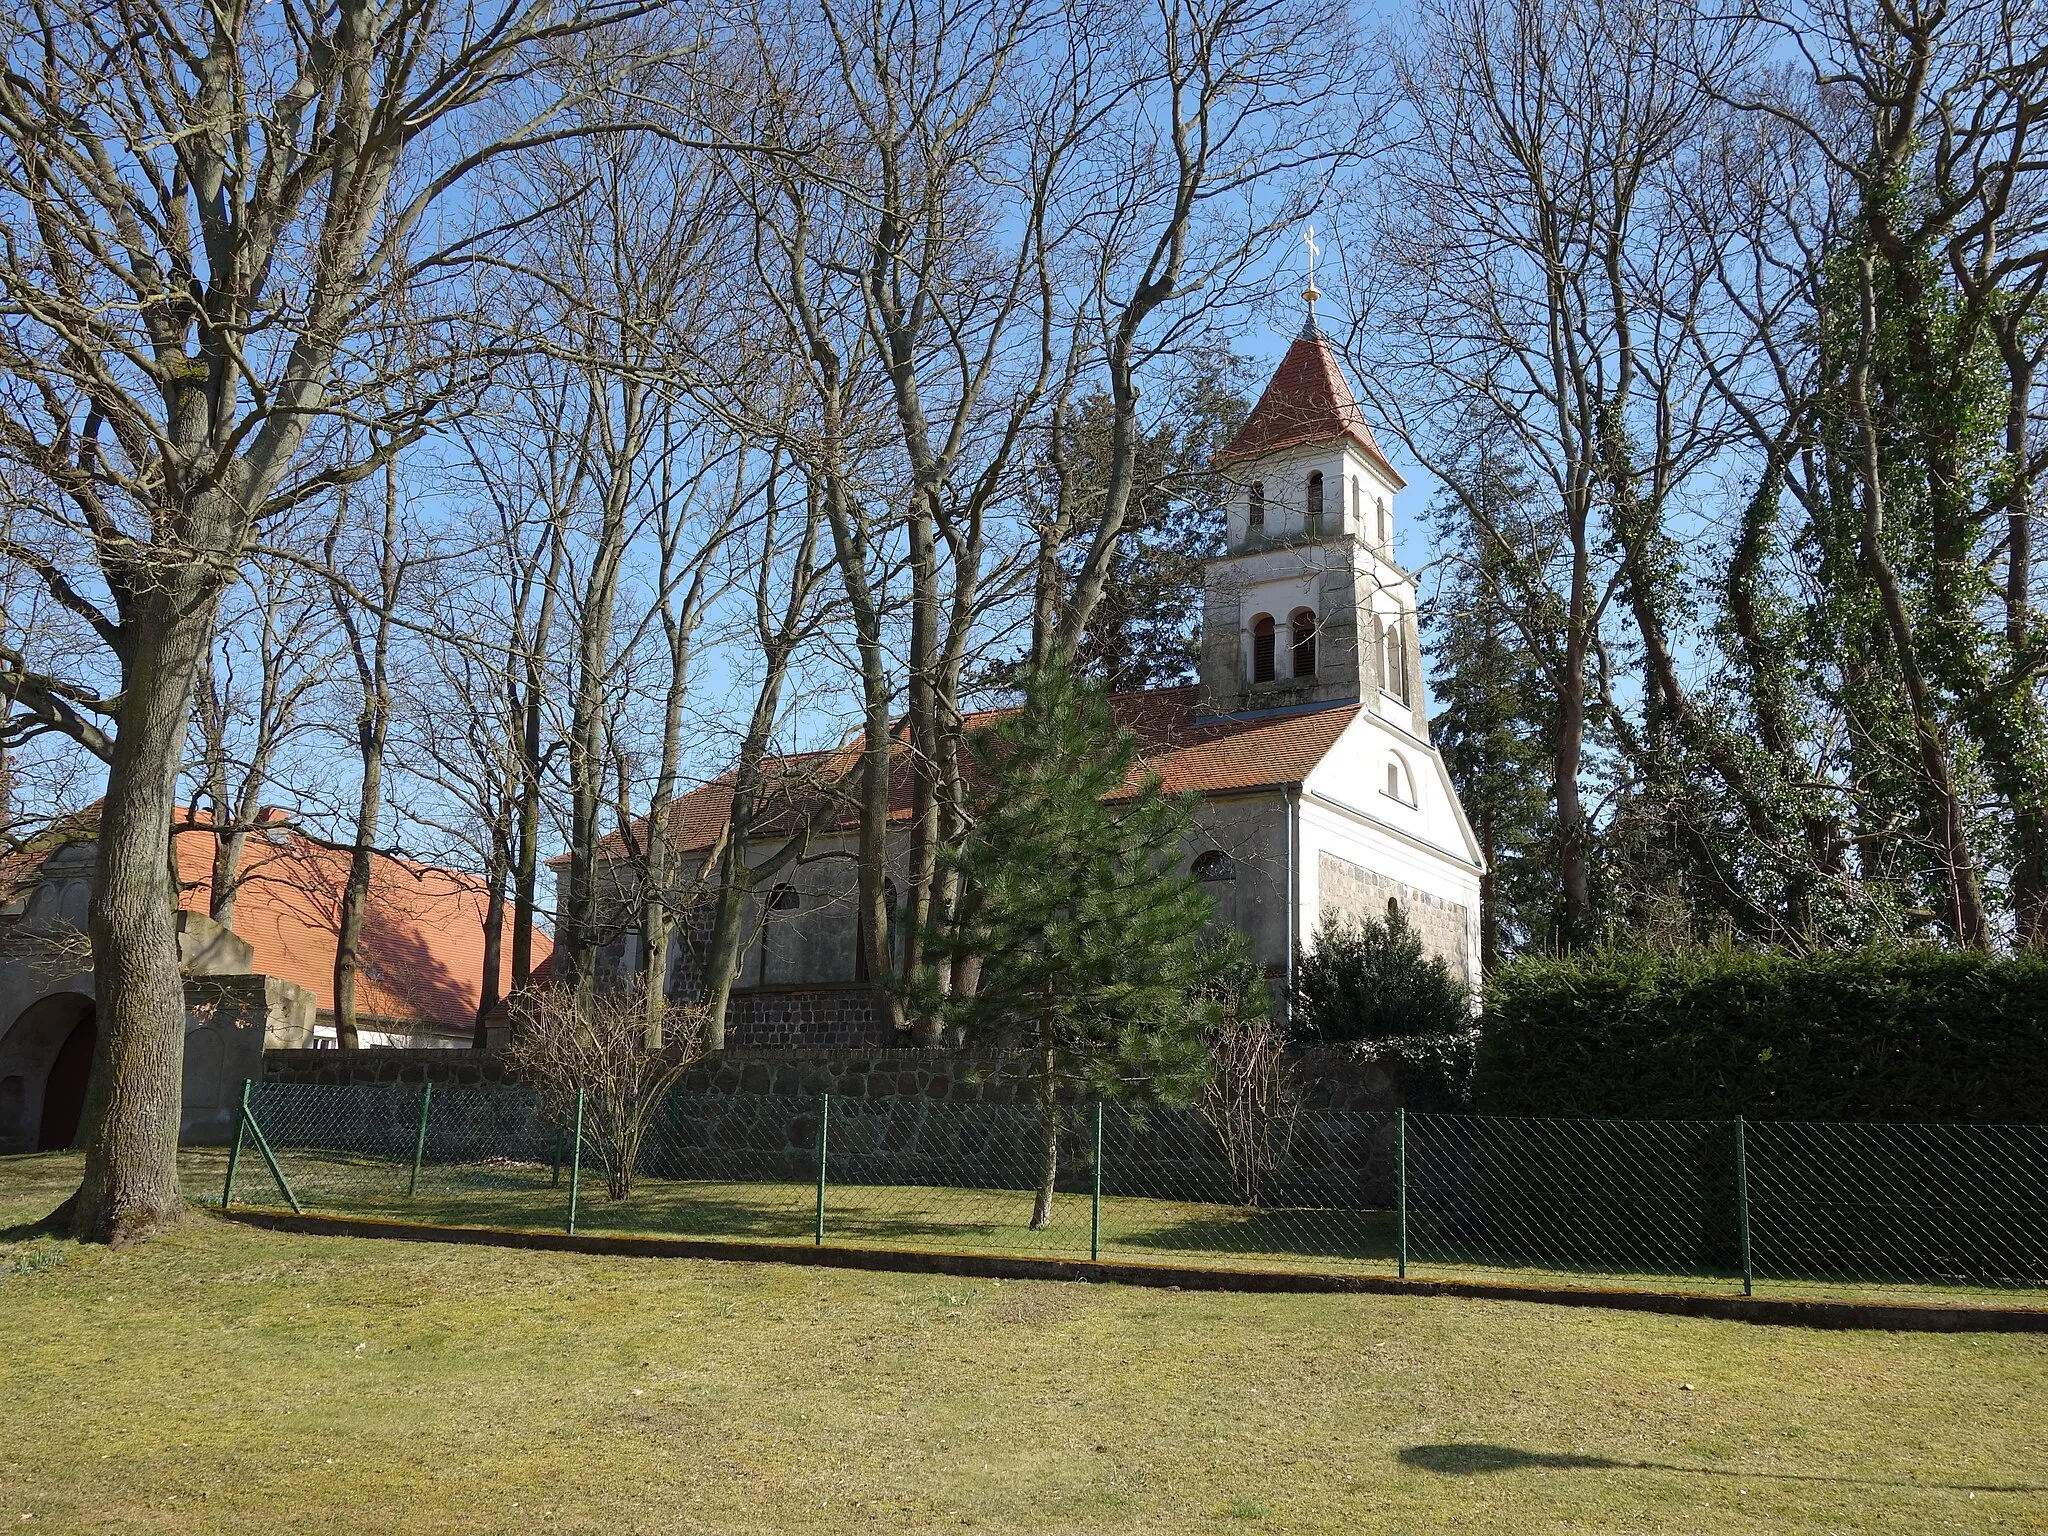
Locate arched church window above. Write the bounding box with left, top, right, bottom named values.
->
left=1386, top=755, right=1416, bottom=805
left=1350, top=476, right=1362, bottom=531
left=1382, top=619, right=1408, bottom=703
left=1251, top=614, right=1277, bottom=683
left=1192, top=850, right=1235, bottom=882
left=1377, top=496, right=1390, bottom=547
left=1291, top=608, right=1318, bottom=678
left=1305, top=472, right=1324, bottom=536
left=1248, top=481, right=1265, bottom=529
left=1386, top=896, right=1401, bottom=921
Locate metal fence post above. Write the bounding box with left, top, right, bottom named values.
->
left=1090, top=1101, right=1104, bottom=1262
left=221, top=1078, right=251, bottom=1209
left=566, top=1086, right=585, bottom=1236
left=407, top=1081, right=433, bottom=1198
left=1396, top=1108, right=1408, bottom=1280
left=240, top=1089, right=302, bottom=1213
left=1734, top=1114, right=1753, bottom=1297
left=814, top=1093, right=830, bottom=1245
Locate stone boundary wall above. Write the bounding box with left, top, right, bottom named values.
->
left=256, top=1045, right=1409, bottom=1207
left=261, top=1043, right=1405, bottom=1111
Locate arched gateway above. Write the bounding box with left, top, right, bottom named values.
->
left=0, top=990, right=98, bottom=1151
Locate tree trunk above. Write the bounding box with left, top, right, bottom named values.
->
left=699, top=815, right=752, bottom=1052
left=854, top=651, right=902, bottom=1032
left=333, top=741, right=383, bottom=1049
left=69, top=584, right=219, bottom=1243
left=1030, top=1044, right=1058, bottom=1231
left=209, top=822, right=251, bottom=927
left=511, top=677, right=544, bottom=994
left=899, top=502, right=940, bottom=1039
left=474, top=852, right=506, bottom=1049
left=560, top=494, right=627, bottom=998
left=1552, top=604, right=1592, bottom=942
left=639, top=590, right=698, bottom=1050
left=1479, top=803, right=1499, bottom=974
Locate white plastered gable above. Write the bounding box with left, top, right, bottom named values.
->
left=1294, top=709, right=1486, bottom=985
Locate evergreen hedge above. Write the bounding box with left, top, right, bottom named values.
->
left=1473, top=946, right=2048, bottom=1122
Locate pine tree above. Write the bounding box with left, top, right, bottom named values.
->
left=922, top=665, right=1221, bottom=1228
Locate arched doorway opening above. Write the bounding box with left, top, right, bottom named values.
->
left=0, top=990, right=98, bottom=1152
left=38, top=1013, right=97, bottom=1150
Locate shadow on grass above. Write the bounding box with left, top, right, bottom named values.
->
left=1399, top=1443, right=2048, bottom=1495
left=1402, top=1444, right=1622, bottom=1474
left=0, top=1211, right=68, bottom=1243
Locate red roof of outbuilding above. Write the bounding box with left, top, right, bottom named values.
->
left=1214, top=327, right=1405, bottom=486
left=170, top=815, right=549, bottom=1030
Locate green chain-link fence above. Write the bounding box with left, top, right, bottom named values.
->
left=213, top=1080, right=2048, bottom=1304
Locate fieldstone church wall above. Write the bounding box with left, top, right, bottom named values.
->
left=1317, top=851, right=1474, bottom=986
left=721, top=986, right=896, bottom=1050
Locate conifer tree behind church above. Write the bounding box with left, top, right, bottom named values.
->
left=920, top=666, right=1223, bottom=1229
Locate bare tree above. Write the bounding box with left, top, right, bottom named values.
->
left=498, top=94, right=743, bottom=997
left=695, top=456, right=840, bottom=1046
left=184, top=549, right=338, bottom=924
left=324, top=460, right=415, bottom=1047
left=0, top=0, right=663, bottom=1241
left=1201, top=986, right=1297, bottom=1208
left=705, top=0, right=1365, bottom=1038
left=1355, top=0, right=1776, bottom=940
left=506, top=984, right=705, bottom=1201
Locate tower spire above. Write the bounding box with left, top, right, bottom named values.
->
left=1300, top=224, right=1322, bottom=333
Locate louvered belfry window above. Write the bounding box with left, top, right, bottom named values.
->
left=1292, top=609, right=1318, bottom=678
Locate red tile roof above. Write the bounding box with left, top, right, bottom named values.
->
left=1214, top=328, right=1405, bottom=486
left=598, top=689, right=1359, bottom=860
left=171, top=815, right=550, bottom=1030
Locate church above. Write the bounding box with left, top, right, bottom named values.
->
left=587, top=318, right=1486, bottom=1050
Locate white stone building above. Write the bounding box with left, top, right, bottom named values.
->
left=583, top=323, right=1485, bottom=1048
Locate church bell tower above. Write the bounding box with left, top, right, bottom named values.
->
left=1196, top=306, right=1426, bottom=736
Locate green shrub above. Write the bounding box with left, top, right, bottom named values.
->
left=1293, top=910, right=1475, bottom=1109
left=1293, top=909, right=1470, bottom=1044
left=1475, top=946, right=2048, bottom=1121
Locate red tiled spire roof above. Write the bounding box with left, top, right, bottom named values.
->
left=1214, top=327, right=1405, bottom=486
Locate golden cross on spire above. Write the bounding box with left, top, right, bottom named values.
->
left=1301, top=223, right=1322, bottom=325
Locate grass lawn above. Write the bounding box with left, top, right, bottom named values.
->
left=4, top=1151, right=2047, bottom=1535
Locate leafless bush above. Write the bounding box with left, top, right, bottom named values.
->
left=505, top=986, right=705, bottom=1201
left=1201, top=1005, right=1300, bottom=1209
